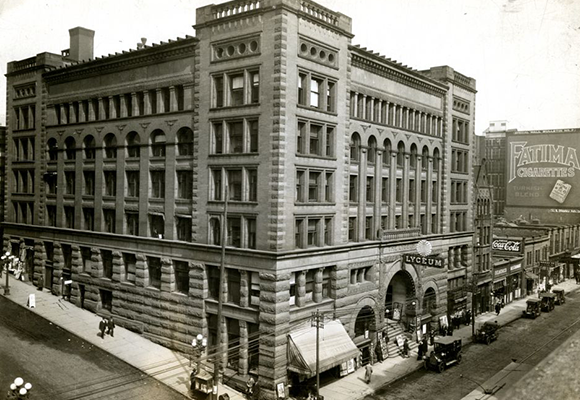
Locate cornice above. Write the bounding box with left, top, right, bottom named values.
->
left=350, top=48, right=448, bottom=97
left=44, top=38, right=198, bottom=84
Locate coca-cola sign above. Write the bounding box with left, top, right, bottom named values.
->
left=492, top=239, right=522, bottom=253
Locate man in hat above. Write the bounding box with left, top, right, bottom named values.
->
left=99, top=318, right=107, bottom=338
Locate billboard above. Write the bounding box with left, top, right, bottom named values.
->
left=506, top=130, right=580, bottom=212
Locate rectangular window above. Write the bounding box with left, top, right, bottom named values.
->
left=83, top=208, right=94, bottom=231
left=297, top=121, right=306, bottom=154
left=176, top=216, right=192, bottom=242
left=366, top=177, right=374, bottom=203
left=122, top=253, right=136, bottom=283
left=228, top=121, right=244, bottom=153
left=365, top=217, right=373, bottom=240
left=296, top=170, right=304, bottom=202
left=309, top=171, right=320, bottom=202
left=211, top=169, right=222, bottom=201
left=213, top=122, right=223, bottom=154
left=249, top=120, right=259, bottom=153
left=307, top=219, right=319, bottom=247
left=310, top=77, right=322, bottom=108
left=326, top=81, right=336, bottom=112
left=177, top=171, right=193, bottom=199
left=214, top=76, right=224, bottom=108
left=228, top=169, right=242, bottom=201
left=309, top=124, right=321, bottom=155
left=80, top=246, right=91, bottom=273
left=250, top=71, right=260, bottom=104
left=325, top=126, right=334, bottom=157
left=150, top=171, right=165, bottom=199
left=102, top=250, right=113, bottom=279
left=248, top=169, right=258, bottom=202
left=250, top=272, right=260, bottom=306
left=324, top=217, right=332, bottom=246
left=149, top=214, right=165, bottom=238
left=298, top=72, right=307, bottom=105
left=247, top=218, right=257, bottom=249
left=227, top=216, right=241, bottom=247
left=65, top=171, right=75, bottom=195
left=47, top=205, right=57, bottom=227
left=396, top=178, right=402, bottom=202
left=126, top=212, right=139, bottom=236
left=349, top=217, right=356, bottom=242
left=104, top=209, right=116, bottom=233
left=227, top=269, right=241, bottom=304
left=349, top=175, right=358, bottom=203
left=295, top=218, right=304, bottom=248
left=382, top=178, right=389, bottom=203
left=127, top=171, right=139, bottom=197
left=65, top=206, right=75, bottom=229
left=147, top=257, right=162, bottom=289
left=207, top=265, right=220, bottom=299
left=230, top=74, right=244, bottom=106
left=324, top=172, right=333, bottom=202
left=104, top=171, right=116, bottom=196
left=409, top=179, right=415, bottom=203
left=174, top=260, right=190, bottom=294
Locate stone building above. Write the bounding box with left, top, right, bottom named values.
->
left=3, top=0, right=477, bottom=398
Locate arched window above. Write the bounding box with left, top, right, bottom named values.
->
left=409, top=144, right=417, bottom=169
left=433, top=148, right=440, bottom=170
left=350, top=133, right=361, bottom=162
left=47, top=138, right=58, bottom=161
left=177, top=127, right=194, bottom=156
left=151, top=130, right=166, bottom=158
left=83, top=135, right=96, bottom=159
left=126, top=132, right=140, bottom=159
left=397, top=142, right=405, bottom=167
left=367, top=136, right=377, bottom=164
left=104, top=133, right=117, bottom=159
left=383, top=139, right=391, bottom=166
left=64, top=136, right=76, bottom=160
left=422, top=146, right=429, bottom=170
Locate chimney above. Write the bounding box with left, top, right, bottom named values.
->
left=68, top=27, right=95, bottom=61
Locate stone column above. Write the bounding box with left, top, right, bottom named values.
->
left=368, top=97, right=374, bottom=121
left=33, top=241, right=46, bottom=289
left=313, top=268, right=323, bottom=303
left=183, top=83, right=194, bottom=111
left=295, top=270, right=306, bottom=307
left=361, top=94, right=367, bottom=120
left=91, top=247, right=102, bottom=278
left=135, top=253, right=147, bottom=287
left=169, top=86, right=177, bottom=112
left=88, top=100, right=96, bottom=121
left=160, top=257, right=174, bottom=292
left=120, top=95, right=128, bottom=118
left=352, top=92, right=358, bottom=118
left=78, top=101, right=86, bottom=122
left=238, top=320, right=249, bottom=375
left=240, top=270, right=250, bottom=308
left=108, top=96, right=115, bottom=119
left=69, top=103, right=77, bottom=124
left=98, top=98, right=106, bottom=120
left=144, top=90, right=152, bottom=115
left=132, top=92, right=139, bottom=116
left=156, top=89, right=163, bottom=113
left=402, top=153, right=410, bottom=228
left=111, top=251, right=123, bottom=282
left=358, top=147, right=367, bottom=240
left=389, top=151, right=397, bottom=229
left=258, top=271, right=290, bottom=400
left=415, top=156, right=422, bottom=226
left=52, top=242, right=63, bottom=296
left=426, top=156, right=433, bottom=233
left=190, top=263, right=207, bottom=337
left=374, top=149, right=383, bottom=236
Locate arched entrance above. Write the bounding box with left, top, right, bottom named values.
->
left=423, top=287, right=436, bottom=315
left=354, top=305, right=376, bottom=365
left=385, top=270, right=417, bottom=331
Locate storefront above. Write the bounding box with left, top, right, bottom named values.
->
left=506, top=263, right=523, bottom=302
left=493, top=265, right=507, bottom=304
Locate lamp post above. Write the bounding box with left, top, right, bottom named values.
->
left=191, top=333, right=207, bottom=374
left=2, top=251, right=19, bottom=296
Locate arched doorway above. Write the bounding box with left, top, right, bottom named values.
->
left=423, top=287, right=436, bottom=315
left=354, top=305, right=376, bottom=365
left=385, top=270, right=416, bottom=330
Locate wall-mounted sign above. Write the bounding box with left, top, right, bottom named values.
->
left=492, top=239, right=522, bottom=253
left=511, top=264, right=521, bottom=271
left=495, top=268, right=507, bottom=276
left=404, top=254, right=443, bottom=268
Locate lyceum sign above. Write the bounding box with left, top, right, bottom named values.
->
left=404, top=254, right=443, bottom=268
left=492, top=239, right=522, bottom=253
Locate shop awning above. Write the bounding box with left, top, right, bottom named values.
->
left=526, top=272, right=539, bottom=280
left=287, top=320, right=359, bottom=377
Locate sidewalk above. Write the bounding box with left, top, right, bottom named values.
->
left=0, top=278, right=244, bottom=400
left=320, top=279, right=580, bottom=400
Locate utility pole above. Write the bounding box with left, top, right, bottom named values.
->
left=311, top=309, right=324, bottom=400
left=214, top=185, right=228, bottom=400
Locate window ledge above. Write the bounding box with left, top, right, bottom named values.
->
left=145, top=286, right=161, bottom=292
left=120, top=281, right=135, bottom=287
left=295, top=154, right=337, bottom=161
left=208, top=152, right=259, bottom=157
left=209, top=104, right=260, bottom=112
left=296, top=104, right=338, bottom=117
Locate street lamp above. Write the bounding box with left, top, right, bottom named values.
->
left=2, top=251, right=19, bottom=296
left=191, top=333, right=207, bottom=375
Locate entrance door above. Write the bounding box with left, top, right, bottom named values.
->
left=45, top=266, right=53, bottom=293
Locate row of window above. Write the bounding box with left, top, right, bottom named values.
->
left=13, top=137, right=35, bottom=161
left=51, top=84, right=188, bottom=125
left=289, top=267, right=333, bottom=306
left=450, top=180, right=469, bottom=204
left=211, top=118, right=258, bottom=154
left=350, top=133, right=441, bottom=170
left=298, top=70, right=336, bottom=113
left=45, top=205, right=193, bottom=242
left=348, top=214, right=438, bottom=242
left=349, top=175, right=438, bottom=205
left=297, top=120, right=335, bottom=157
left=12, top=169, right=34, bottom=194
left=212, top=68, right=260, bottom=108
left=350, top=91, right=442, bottom=137
left=208, top=215, right=256, bottom=249
left=449, top=212, right=468, bottom=233
left=295, top=216, right=333, bottom=248
left=451, top=148, right=469, bottom=174
left=210, top=167, right=258, bottom=203
left=296, top=168, right=334, bottom=203
left=47, top=169, right=193, bottom=201
left=12, top=105, right=36, bottom=131
left=206, top=266, right=260, bottom=307
left=452, top=117, right=470, bottom=144
left=47, top=128, right=194, bottom=161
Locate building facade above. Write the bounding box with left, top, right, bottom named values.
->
left=3, top=1, right=477, bottom=398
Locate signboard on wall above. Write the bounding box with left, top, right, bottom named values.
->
left=506, top=131, right=580, bottom=211
left=492, top=239, right=522, bottom=253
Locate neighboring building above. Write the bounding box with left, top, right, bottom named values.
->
left=0, top=126, right=5, bottom=238
left=3, top=1, right=477, bottom=398
left=472, top=161, right=493, bottom=314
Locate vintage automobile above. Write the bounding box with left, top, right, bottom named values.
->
left=522, top=298, right=542, bottom=319
left=474, top=321, right=500, bottom=345
left=540, top=292, right=556, bottom=312
left=552, top=288, right=566, bottom=305
left=424, top=336, right=462, bottom=372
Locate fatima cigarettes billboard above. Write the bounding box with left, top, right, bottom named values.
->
left=506, top=130, right=580, bottom=211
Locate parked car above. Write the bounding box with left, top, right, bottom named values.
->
left=552, top=288, right=566, bottom=305
left=424, top=336, right=462, bottom=372
left=540, top=292, right=556, bottom=312
left=522, top=298, right=542, bottom=319
left=474, top=321, right=500, bottom=345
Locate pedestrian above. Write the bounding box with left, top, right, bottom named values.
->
left=364, top=363, right=373, bottom=384
left=403, top=338, right=410, bottom=358
left=246, top=375, right=255, bottom=397
left=99, top=317, right=107, bottom=338
left=429, top=331, right=435, bottom=346
left=495, top=301, right=501, bottom=316
left=107, top=316, right=115, bottom=337
left=447, top=324, right=454, bottom=336
left=421, top=337, right=429, bottom=359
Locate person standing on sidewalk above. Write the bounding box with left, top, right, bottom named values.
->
left=107, top=317, right=115, bottom=337
left=495, top=301, right=501, bottom=316
left=99, top=318, right=107, bottom=338
left=403, top=338, right=410, bottom=358
left=365, top=363, right=373, bottom=384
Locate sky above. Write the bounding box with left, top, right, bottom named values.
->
left=1, top=0, right=579, bottom=134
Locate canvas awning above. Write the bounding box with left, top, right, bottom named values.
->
left=287, top=320, right=359, bottom=377
left=526, top=272, right=539, bottom=280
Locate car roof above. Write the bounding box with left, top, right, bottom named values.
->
left=527, top=298, right=541, bottom=303
left=434, top=336, right=461, bottom=345
left=483, top=321, right=500, bottom=327
left=541, top=292, right=557, bottom=298
left=552, top=288, right=565, bottom=293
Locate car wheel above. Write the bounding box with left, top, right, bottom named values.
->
left=424, top=361, right=429, bottom=370
left=457, top=354, right=462, bottom=364
left=438, top=363, right=445, bottom=373
left=486, top=336, right=491, bottom=345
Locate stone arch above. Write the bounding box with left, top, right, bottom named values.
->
left=347, top=296, right=380, bottom=338
left=422, top=280, right=440, bottom=315
left=384, top=260, right=420, bottom=325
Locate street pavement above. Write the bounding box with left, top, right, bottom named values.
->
left=2, top=276, right=578, bottom=400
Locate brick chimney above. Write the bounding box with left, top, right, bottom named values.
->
left=68, top=27, right=95, bottom=61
